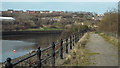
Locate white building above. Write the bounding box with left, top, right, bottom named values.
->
left=0, top=17, right=15, bottom=21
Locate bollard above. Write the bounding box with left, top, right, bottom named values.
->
left=70, top=36, right=72, bottom=49
left=37, top=47, right=41, bottom=68
left=52, top=42, right=55, bottom=66
left=60, top=39, right=63, bottom=59
left=66, top=38, right=68, bottom=54
left=5, top=58, right=13, bottom=68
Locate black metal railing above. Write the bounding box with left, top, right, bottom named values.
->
left=4, top=30, right=87, bottom=68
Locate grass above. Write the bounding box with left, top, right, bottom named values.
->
left=23, top=27, right=64, bottom=31
left=61, top=32, right=93, bottom=66
left=99, top=33, right=118, bottom=46
left=57, top=32, right=101, bottom=66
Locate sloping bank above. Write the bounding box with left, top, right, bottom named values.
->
left=56, top=32, right=91, bottom=66
left=99, top=33, right=118, bottom=47
left=2, top=30, right=63, bottom=36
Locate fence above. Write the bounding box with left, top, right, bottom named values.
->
left=4, top=30, right=87, bottom=68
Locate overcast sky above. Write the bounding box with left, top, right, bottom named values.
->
left=1, top=2, right=118, bottom=14
left=1, top=0, right=119, bottom=2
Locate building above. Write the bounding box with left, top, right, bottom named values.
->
left=0, top=17, right=15, bottom=21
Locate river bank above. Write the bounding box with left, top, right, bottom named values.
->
left=2, top=30, right=63, bottom=36
left=2, top=31, right=62, bottom=65
left=55, top=32, right=91, bottom=66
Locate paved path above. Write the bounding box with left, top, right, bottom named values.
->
left=86, top=33, right=118, bottom=66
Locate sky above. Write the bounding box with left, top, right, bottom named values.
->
left=1, top=2, right=118, bottom=14
left=1, top=0, right=119, bottom=2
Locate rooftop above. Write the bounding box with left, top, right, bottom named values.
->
left=0, top=17, right=15, bottom=20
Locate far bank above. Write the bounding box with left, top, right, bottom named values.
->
left=2, top=30, right=63, bottom=36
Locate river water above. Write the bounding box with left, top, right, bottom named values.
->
left=1, top=33, right=61, bottom=62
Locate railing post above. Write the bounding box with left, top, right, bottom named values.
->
left=78, top=32, right=80, bottom=41
left=77, top=33, right=79, bottom=42
left=60, top=39, right=63, bottom=59
left=5, top=58, right=13, bottom=68
left=81, top=30, right=83, bottom=36
left=80, top=31, right=82, bottom=37
left=66, top=38, right=68, bottom=54
left=83, top=30, right=85, bottom=35
left=37, top=47, right=41, bottom=68
left=70, top=36, right=72, bottom=49
left=72, top=35, right=74, bottom=46
left=75, top=34, right=77, bottom=43
left=52, top=42, right=55, bottom=66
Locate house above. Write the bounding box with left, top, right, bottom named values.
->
left=0, top=17, right=15, bottom=21
left=40, top=11, right=50, bottom=13
left=26, top=10, right=35, bottom=14
left=35, top=11, right=40, bottom=14
left=7, top=9, right=14, bottom=13
left=13, top=10, right=23, bottom=13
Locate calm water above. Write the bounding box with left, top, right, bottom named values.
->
left=1, top=33, right=61, bottom=62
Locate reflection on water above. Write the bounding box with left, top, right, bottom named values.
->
left=2, top=33, right=61, bottom=62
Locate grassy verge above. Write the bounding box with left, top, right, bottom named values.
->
left=99, top=33, right=118, bottom=47
left=23, top=27, right=64, bottom=31
left=61, top=32, right=92, bottom=66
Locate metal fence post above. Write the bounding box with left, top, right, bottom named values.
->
left=70, top=36, right=72, bottom=49
left=66, top=38, right=68, bottom=54
left=75, top=34, right=77, bottom=43
left=77, top=33, right=79, bottom=42
left=37, top=47, right=41, bottom=68
left=81, top=31, right=83, bottom=36
left=74, top=34, right=76, bottom=43
left=80, top=31, right=82, bottom=37
left=5, top=58, right=13, bottom=68
left=72, top=35, right=74, bottom=46
left=60, top=39, right=63, bottom=59
left=78, top=32, right=80, bottom=41
left=52, top=42, right=55, bottom=66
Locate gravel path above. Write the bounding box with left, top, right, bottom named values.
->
left=86, top=33, right=118, bottom=66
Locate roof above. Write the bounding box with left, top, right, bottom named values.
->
left=0, top=17, right=15, bottom=20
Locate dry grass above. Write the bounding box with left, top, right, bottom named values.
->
left=0, top=63, right=2, bottom=68
left=62, top=32, right=91, bottom=66
left=100, top=33, right=118, bottom=47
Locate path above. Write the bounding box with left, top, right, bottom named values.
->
left=86, top=33, right=118, bottom=66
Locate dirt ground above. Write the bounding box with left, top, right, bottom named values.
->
left=86, top=33, right=118, bottom=66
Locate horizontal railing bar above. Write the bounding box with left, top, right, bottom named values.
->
left=5, top=30, right=87, bottom=68
left=41, top=41, right=60, bottom=52
left=12, top=42, right=61, bottom=66
left=41, top=45, right=52, bottom=52
left=55, top=42, right=60, bottom=46
left=41, top=46, right=60, bottom=63
left=12, top=33, right=79, bottom=66
left=13, top=53, right=37, bottom=66
left=41, top=55, right=52, bottom=63
left=55, top=49, right=59, bottom=54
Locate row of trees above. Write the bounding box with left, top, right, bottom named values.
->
left=2, top=11, right=95, bottom=31
left=97, top=11, right=119, bottom=37
left=60, top=23, right=90, bottom=39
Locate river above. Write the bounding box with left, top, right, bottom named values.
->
left=1, top=33, right=61, bottom=62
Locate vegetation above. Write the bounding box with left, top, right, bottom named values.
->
left=97, top=11, right=118, bottom=37
left=100, top=33, right=118, bottom=46
left=2, top=11, right=97, bottom=31
left=60, top=23, right=90, bottom=39
left=97, top=10, right=119, bottom=47
left=61, top=32, right=99, bottom=66
left=24, top=27, right=64, bottom=31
